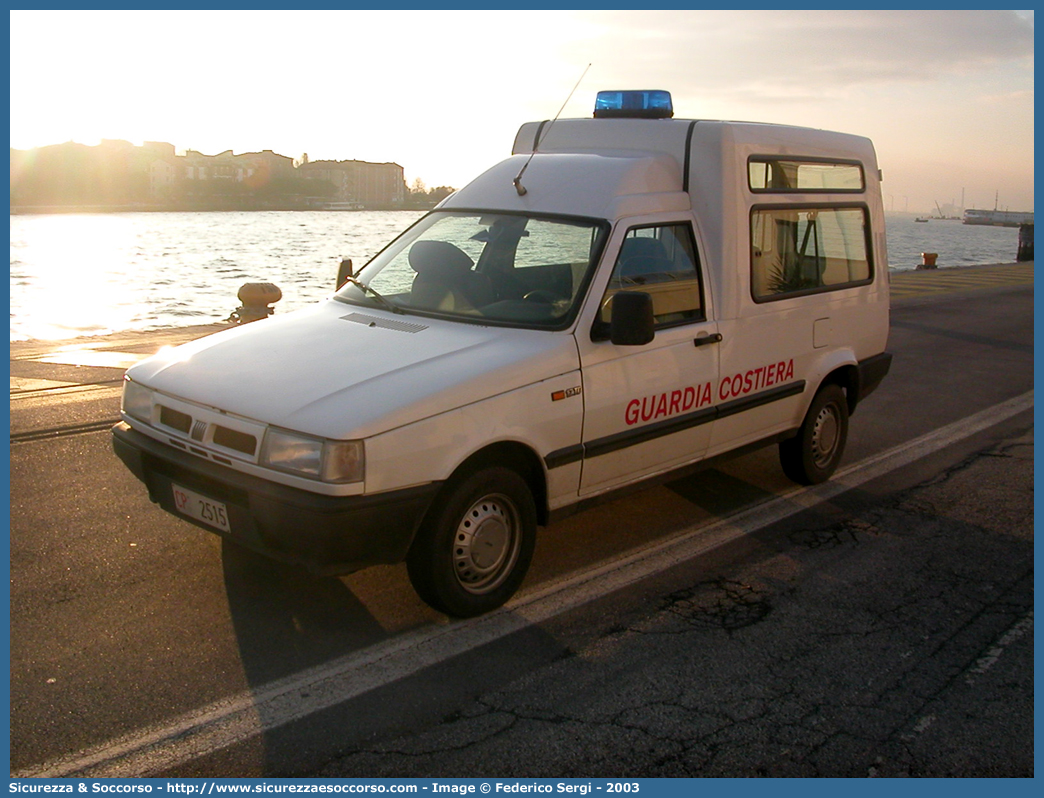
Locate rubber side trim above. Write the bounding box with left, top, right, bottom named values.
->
left=545, top=379, right=806, bottom=469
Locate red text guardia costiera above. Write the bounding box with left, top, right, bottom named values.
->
left=625, top=358, right=795, bottom=426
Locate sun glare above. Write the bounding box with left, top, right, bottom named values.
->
left=10, top=215, right=146, bottom=339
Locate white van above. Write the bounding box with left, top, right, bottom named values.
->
left=113, top=90, right=892, bottom=617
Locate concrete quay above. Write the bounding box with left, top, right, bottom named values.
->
left=8, top=260, right=1034, bottom=778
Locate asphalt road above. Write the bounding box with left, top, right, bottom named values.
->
left=9, top=267, right=1034, bottom=778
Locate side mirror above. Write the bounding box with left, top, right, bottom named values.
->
left=336, top=258, right=354, bottom=289
left=610, top=291, right=655, bottom=346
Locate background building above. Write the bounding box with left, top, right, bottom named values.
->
left=10, top=141, right=409, bottom=210
left=299, top=159, right=406, bottom=207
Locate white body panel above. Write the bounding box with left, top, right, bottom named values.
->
left=365, top=371, right=584, bottom=506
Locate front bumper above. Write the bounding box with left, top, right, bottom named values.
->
left=112, top=422, right=441, bottom=575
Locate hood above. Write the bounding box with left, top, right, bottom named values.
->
left=127, top=299, right=579, bottom=439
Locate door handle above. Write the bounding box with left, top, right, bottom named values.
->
left=693, top=333, right=722, bottom=347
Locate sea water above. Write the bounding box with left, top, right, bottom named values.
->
left=9, top=210, right=1023, bottom=341
left=883, top=214, right=1021, bottom=270
left=9, top=211, right=425, bottom=341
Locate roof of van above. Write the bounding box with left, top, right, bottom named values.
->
left=511, top=117, right=876, bottom=163
left=440, top=117, right=879, bottom=222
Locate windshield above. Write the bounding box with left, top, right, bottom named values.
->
left=334, top=211, right=609, bottom=330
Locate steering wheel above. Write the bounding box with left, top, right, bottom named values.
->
left=523, top=290, right=558, bottom=304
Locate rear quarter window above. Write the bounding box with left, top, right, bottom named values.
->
left=750, top=205, right=872, bottom=301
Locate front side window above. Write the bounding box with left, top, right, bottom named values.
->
left=751, top=206, right=871, bottom=300
left=334, top=211, right=608, bottom=330
left=597, top=223, right=704, bottom=328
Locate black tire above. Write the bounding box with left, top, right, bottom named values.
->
left=407, top=466, right=537, bottom=618
left=779, top=383, right=849, bottom=485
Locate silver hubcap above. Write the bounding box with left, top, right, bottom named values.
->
left=810, top=404, right=840, bottom=468
left=452, top=493, right=520, bottom=594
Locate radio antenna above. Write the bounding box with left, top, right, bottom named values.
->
left=513, top=63, right=591, bottom=196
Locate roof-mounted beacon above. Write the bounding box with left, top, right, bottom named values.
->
left=593, top=89, right=674, bottom=119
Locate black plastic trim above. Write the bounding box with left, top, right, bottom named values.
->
left=683, top=121, right=698, bottom=193
left=532, top=120, right=548, bottom=151
left=548, top=429, right=797, bottom=525
left=715, top=381, right=806, bottom=420
left=545, top=379, right=808, bottom=469
left=544, top=444, right=584, bottom=470
left=586, top=406, right=717, bottom=460
left=857, top=352, right=892, bottom=403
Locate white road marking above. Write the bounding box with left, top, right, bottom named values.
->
left=15, top=390, right=1033, bottom=778
left=36, top=350, right=146, bottom=369
left=912, top=715, right=936, bottom=735
left=9, top=377, right=78, bottom=392
left=964, top=612, right=1034, bottom=685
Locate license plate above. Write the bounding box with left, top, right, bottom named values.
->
left=172, top=483, right=230, bottom=533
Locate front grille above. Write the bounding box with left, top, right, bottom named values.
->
left=152, top=392, right=263, bottom=464
left=159, top=405, right=192, bottom=433
left=213, top=426, right=258, bottom=456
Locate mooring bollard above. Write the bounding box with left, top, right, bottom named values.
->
left=228, top=282, right=282, bottom=324
left=918, top=252, right=938, bottom=269
left=1017, top=224, right=1034, bottom=262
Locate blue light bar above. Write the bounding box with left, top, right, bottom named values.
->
left=593, top=90, right=674, bottom=119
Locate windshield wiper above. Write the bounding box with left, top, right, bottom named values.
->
left=343, top=277, right=404, bottom=314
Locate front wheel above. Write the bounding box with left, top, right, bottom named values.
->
left=407, top=467, right=537, bottom=618
left=779, top=383, right=849, bottom=485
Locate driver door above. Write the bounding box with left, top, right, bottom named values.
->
left=577, top=219, right=720, bottom=495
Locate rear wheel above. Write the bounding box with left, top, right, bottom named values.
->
left=779, top=383, right=849, bottom=485
left=407, top=467, right=537, bottom=618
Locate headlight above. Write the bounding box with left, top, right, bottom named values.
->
left=261, top=429, right=364, bottom=483
left=122, top=379, right=153, bottom=423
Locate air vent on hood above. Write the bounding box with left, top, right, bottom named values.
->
left=340, top=312, right=429, bottom=334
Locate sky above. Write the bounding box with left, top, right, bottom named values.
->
left=9, top=9, right=1035, bottom=215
